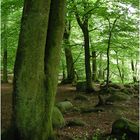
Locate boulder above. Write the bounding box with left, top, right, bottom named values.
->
left=81, top=107, right=104, bottom=113
left=112, top=118, right=139, bottom=140
left=52, top=107, right=65, bottom=128
left=74, top=94, right=88, bottom=101
left=56, top=101, right=73, bottom=113
left=108, top=83, right=124, bottom=89
left=66, top=118, right=87, bottom=127
left=106, top=92, right=131, bottom=103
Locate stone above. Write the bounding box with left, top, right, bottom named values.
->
left=52, top=107, right=65, bottom=128
left=56, top=101, right=73, bottom=113
left=106, top=92, right=131, bottom=103
left=66, top=118, right=87, bottom=127
left=74, top=94, right=88, bottom=101
left=112, top=118, right=139, bottom=140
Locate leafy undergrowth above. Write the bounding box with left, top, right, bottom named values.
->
left=1, top=83, right=139, bottom=140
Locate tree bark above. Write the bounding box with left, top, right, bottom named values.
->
left=98, top=53, right=103, bottom=80
left=12, top=0, right=65, bottom=140
left=106, top=31, right=112, bottom=89
left=44, top=0, right=65, bottom=138
left=74, top=2, right=93, bottom=92
left=82, top=25, right=93, bottom=91
left=131, top=59, right=137, bottom=83
left=3, top=20, right=8, bottom=83
left=63, top=27, right=75, bottom=83
left=92, top=51, right=97, bottom=82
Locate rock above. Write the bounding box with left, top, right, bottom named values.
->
left=56, top=101, right=73, bottom=113
left=74, top=94, right=88, bottom=101
left=108, top=83, right=124, bottom=90
left=108, top=87, right=120, bottom=94
left=72, top=107, right=81, bottom=112
left=76, top=81, right=86, bottom=92
left=81, top=107, right=104, bottom=113
left=52, top=107, right=65, bottom=128
left=106, top=92, right=131, bottom=103
left=66, top=118, right=87, bottom=126
left=112, top=118, right=139, bottom=140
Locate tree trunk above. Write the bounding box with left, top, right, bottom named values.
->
left=106, top=31, right=112, bottom=89
left=63, top=28, right=75, bottom=83
left=3, top=20, right=8, bottom=83
left=131, top=59, right=137, bottom=83
left=44, top=0, right=65, bottom=137
left=116, top=52, right=124, bottom=84
left=12, top=0, right=65, bottom=140
left=82, top=26, right=93, bottom=92
left=98, top=53, right=103, bottom=80
left=92, top=51, right=97, bottom=82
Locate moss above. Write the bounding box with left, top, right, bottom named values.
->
left=66, top=118, right=87, bottom=127
left=56, top=101, right=73, bottom=113
left=52, top=107, right=65, bottom=128
left=74, top=94, right=88, bottom=101
left=81, top=107, right=104, bottom=113
left=112, top=118, right=139, bottom=139
left=106, top=92, right=131, bottom=103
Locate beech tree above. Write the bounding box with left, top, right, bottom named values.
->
left=63, top=21, right=75, bottom=84
left=12, top=0, right=66, bottom=140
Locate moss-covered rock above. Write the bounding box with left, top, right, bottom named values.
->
left=81, top=107, right=104, bottom=113
left=66, top=118, right=87, bottom=127
left=76, top=81, right=86, bottom=92
left=74, top=94, right=89, bottom=101
left=52, top=107, right=65, bottom=128
left=111, top=118, right=139, bottom=140
left=106, top=92, right=131, bottom=103
left=108, top=83, right=124, bottom=90
left=56, top=101, right=73, bottom=113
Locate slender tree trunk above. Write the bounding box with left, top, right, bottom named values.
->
left=62, top=61, right=66, bottom=81
left=131, top=59, right=137, bottom=83
left=92, top=51, right=97, bottom=82
left=98, top=53, right=103, bottom=80
left=63, top=28, right=75, bottom=83
left=106, top=31, right=112, bottom=89
left=121, top=58, right=124, bottom=83
left=12, top=0, right=65, bottom=140
left=64, top=46, right=75, bottom=83
left=3, top=20, right=8, bottom=83
left=116, top=55, right=124, bottom=84
left=82, top=26, right=93, bottom=92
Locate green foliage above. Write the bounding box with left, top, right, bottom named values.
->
left=2, top=0, right=139, bottom=84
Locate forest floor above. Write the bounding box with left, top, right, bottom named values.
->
left=1, top=83, right=139, bottom=140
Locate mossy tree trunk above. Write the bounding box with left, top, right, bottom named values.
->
left=63, top=21, right=75, bottom=83
left=92, top=51, right=97, bottom=82
left=12, top=0, right=65, bottom=140
left=3, top=20, right=8, bottom=83
left=44, top=0, right=65, bottom=137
